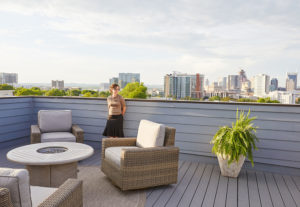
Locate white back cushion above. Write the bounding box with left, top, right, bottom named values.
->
left=136, top=120, right=165, bottom=148
left=0, top=168, right=32, bottom=207
left=38, top=110, right=72, bottom=133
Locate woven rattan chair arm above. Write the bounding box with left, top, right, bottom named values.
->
left=38, top=179, right=83, bottom=207
left=0, top=187, right=13, bottom=207
left=31, top=125, right=41, bottom=144
left=101, top=138, right=136, bottom=159
left=72, top=124, right=84, bottom=143
left=121, top=146, right=180, bottom=167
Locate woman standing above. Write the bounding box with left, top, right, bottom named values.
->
left=102, top=84, right=126, bottom=137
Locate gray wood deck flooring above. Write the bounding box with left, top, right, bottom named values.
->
left=1, top=141, right=300, bottom=207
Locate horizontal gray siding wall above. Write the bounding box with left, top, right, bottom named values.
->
left=0, top=97, right=33, bottom=143
left=32, top=97, right=300, bottom=169
left=2, top=96, right=300, bottom=169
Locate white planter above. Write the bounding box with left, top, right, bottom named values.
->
left=217, top=154, right=245, bottom=178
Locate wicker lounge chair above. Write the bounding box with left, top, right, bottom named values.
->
left=101, top=120, right=179, bottom=190
left=0, top=168, right=82, bottom=207
left=31, top=110, right=84, bottom=144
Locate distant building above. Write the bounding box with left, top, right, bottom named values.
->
left=221, top=77, right=227, bottom=90
left=109, top=77, right=118, bottom=86
left=164, top=72, right=204, bottom=99
left=51, top=80, right=64, bottom=90
left=206, top=82, right=222, bottom=92
left=286, top=72, right=297, bottom=91
left=227, top=75, right=240, bottom=90
left=241, top=80, right=251, bottom=92
left=270, top=78, right=278, bottom=91
left=118, top=73, right=140, bottom=89
left=267, top=90, right=300, bottom=104
left=0, top=73, right=18, bottom=85
left=239, top=69, right=247, bottom=83
left=253, top=74, right=270, bottom=97
left=100, top=83, right=109, bottom=91
left=0, top=90, right=14, bottom=97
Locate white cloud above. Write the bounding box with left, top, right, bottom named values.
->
left=0, top=0, right=300, bottom=84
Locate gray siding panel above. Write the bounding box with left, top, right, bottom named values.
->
left=0, top=98, right=32, bottom=143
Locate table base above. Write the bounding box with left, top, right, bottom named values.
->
left=27, top=162, right=78, bottom=187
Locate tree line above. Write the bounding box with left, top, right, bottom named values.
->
left=0, top=82, right=148, bottom=99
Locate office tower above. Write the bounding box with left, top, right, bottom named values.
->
left=270, top=78, right=278, bottom=92
left=51, top=80, right=64, bottom=90
left=286, top=72, right=297, bottom=91
left=164, top=72, right=204, bottom=99
left=0, top=73, right=18, bottom=85
left=218, top=77, right=227, bottom=90
left=109, top=77, right=119, bottom=86
left=239, top=69, right=247, bottom=82
left=227, top=75, right=240, bottom=90
left=192, top=73, right=204, bottom=99
left=253, top=74, right=270, bottom=97
left=118, top=73, right=140, bottom=89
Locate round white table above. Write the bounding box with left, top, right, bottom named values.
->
left=7, top=142, right=94, bottom=187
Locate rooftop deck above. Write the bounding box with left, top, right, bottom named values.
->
left=1, top=96, right=300, bottom=206
left=1, top=140, right=299, bottom=207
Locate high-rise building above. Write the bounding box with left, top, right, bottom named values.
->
left=192, top=73, right=204, bottom=99
left=253, top=74, right=270, bottom=97
left=0, top=73, right=18, bottom=85
left=218, top=77, right=227, bottom=90
left=51, top=80, right=64, bottom=90
left=270, top=78, right=278, bottom=91
left=286, top=72, right=297, bottom=91
left=109, top=77, right=119, bottom=86
left=227, top=75, right=240, bottom=90
left=164, top=72, right=204, bottom=99
left=239, top=69, right=247, bottom=82
left=118, top=73, right=140, bottom=89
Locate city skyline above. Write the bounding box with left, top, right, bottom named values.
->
left=0, top=1, right=300, bottom=86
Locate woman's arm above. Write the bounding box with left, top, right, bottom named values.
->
left=122, top=105, right=126, bottom=116
left=121, top=97, right=126, bottom=115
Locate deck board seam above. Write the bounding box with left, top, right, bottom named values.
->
left=200, top=165, right=214, bottom=207
left=189, top=164, right=207, bottom=207
left=273, top=173, right=286, bottom=207
left=263, top=172, right=275, bottom=207
left=176, top=162, right=200, bottom=207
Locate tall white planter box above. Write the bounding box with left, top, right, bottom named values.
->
left=217, top=154, right=245, bottom=178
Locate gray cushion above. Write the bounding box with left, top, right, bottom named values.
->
left=105, top=146, right=139, bottom=168
left=0, top=168, right=32, bottom=207
left=136, top=119, right=165, bottom=148
left=41, top=132, right=76, bottom=143
left=38, top=110, right=72, bottom=133
left=30, top=186, right=57, bottom=207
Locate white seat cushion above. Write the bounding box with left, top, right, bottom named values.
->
left=38, top=110, right=72, bottom=133
left=0, top=168, right=32, bottom=207
left=30, top=186, right=57, bottom=207
left=136, top=120, right=165, bottom=148
left=41, top=132, right=76, bottom=143
left=105, top=146, right=139, bottom=168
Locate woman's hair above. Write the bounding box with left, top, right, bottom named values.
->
left=110, top=83, right=120, bottom=92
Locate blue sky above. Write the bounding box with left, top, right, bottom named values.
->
left=0, top=0, right=299, bottom=86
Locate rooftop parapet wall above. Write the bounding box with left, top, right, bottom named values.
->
left=1, top=96, right=300, bottom=169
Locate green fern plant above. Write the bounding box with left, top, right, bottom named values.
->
left=210, top=109, right=259, bottom=166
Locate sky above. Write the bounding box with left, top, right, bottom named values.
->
left=0, top=0, right=300, bottom=86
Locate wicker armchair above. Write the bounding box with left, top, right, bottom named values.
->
left=101, top=125, right=179, bottom=191
left=0, top=179, right=82, bottom=207
left=31, top=110, right=84, bottom=144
